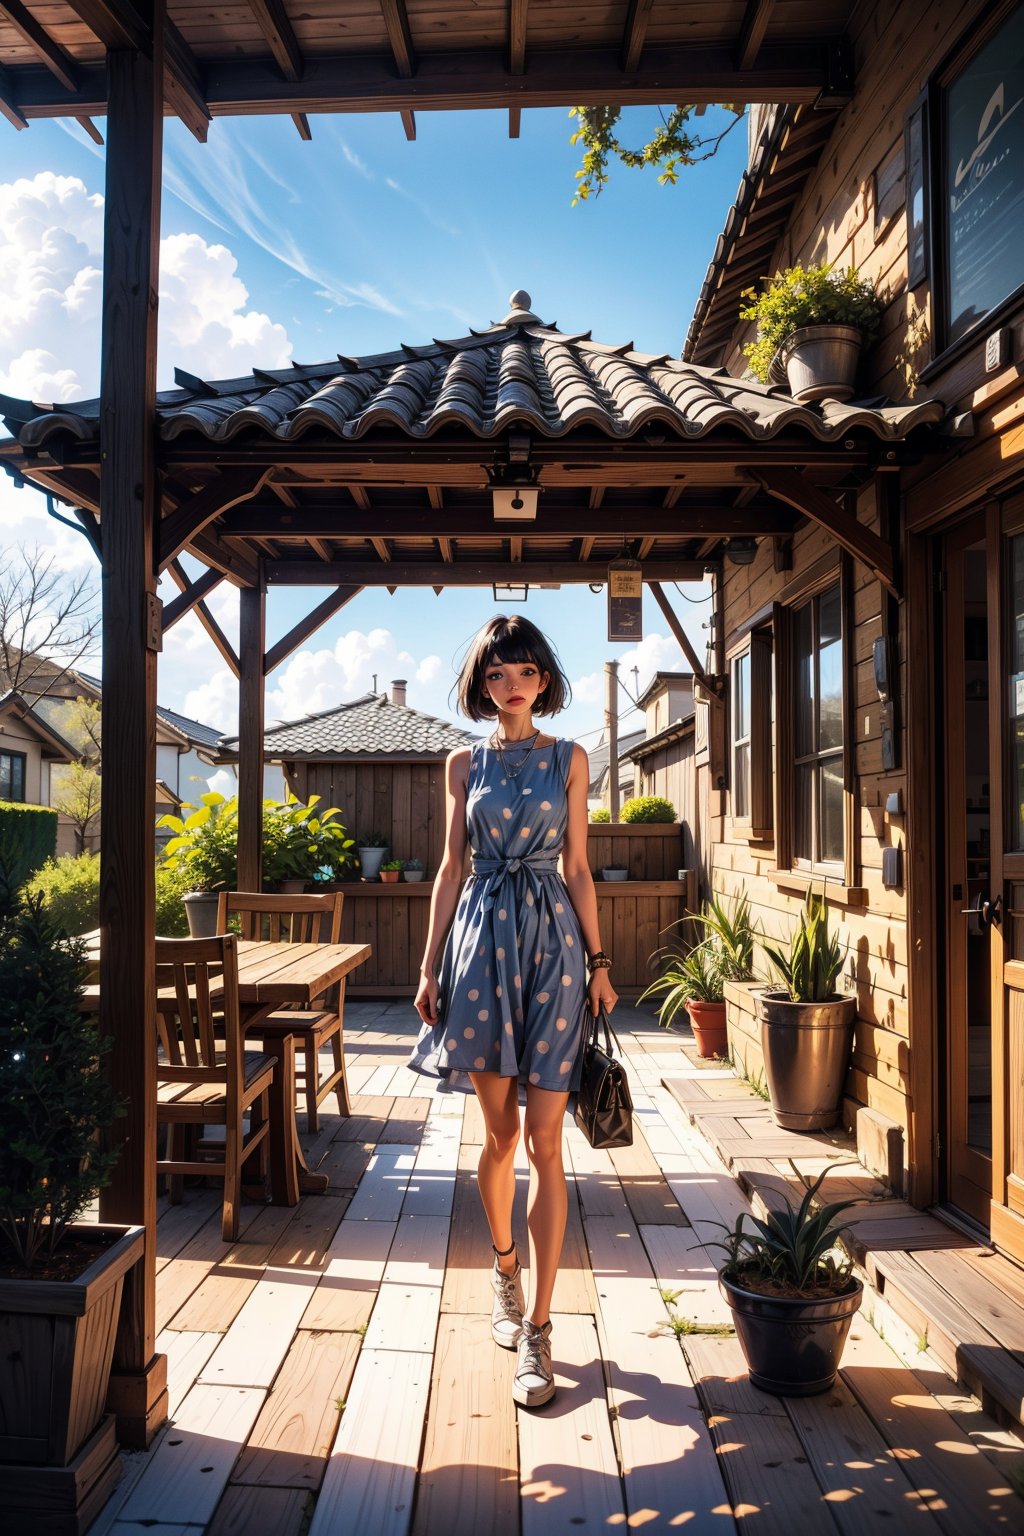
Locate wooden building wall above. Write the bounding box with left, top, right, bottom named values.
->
left=630, top=733, right=702, bottom=887
left=285, top=757, right=449, bottom=872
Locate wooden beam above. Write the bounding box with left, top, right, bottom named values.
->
left=646, top=582, right=718, bottom=695
left=400, top=108, right=416, bottom=139
left=61, top=1, right=209, bottom=138
left=15, top=39, right=855, bottom=119
left=292, top=111, right=311, bottom=139
left=579, top=536, right=594, bottom=561
left=221, top=502, right=799, bottom=539
left=237, top=584, right=265, bottom=892
left=427, top=486, right=444, bottom=509
left=169, top=559, right=240, bottom=674
left=0, top=59, right=28, bottom=126
left=370, top=537, right=390, bottom=561
left=620, top=0, right=653, bottom=72
left=62, top=0, right=149, bottom=52
left=508, top=106, right=520, bottom=137
left=159, top=468, right=271, bottom=567
left=265, top=558, right=707, bottom=585
left=379, top=0, right=415, bottom=76
left=264, top=585, right=362, bottom=673
left=349, top=485, right=371, bottom=509
left=0, top=0, right=79, bottom=91
left=753, top=467, right=898, bottom=596
left=588, top=486, right=605, bottom=510
left=247, top=0, right=304, bottom=82
left=509, top=0, right=528, bottom=73
left=163, top=18, right=211, bottom=141
left=96, top=8, right=166, bottom=1445
left=76, top=114, right=104, bottom=143
left=736, top=0, right=775, bottom=71
left=161, top=564, right=224, bottom=630
left=438, top=536, right=453, bottom=562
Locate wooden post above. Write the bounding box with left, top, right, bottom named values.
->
left=605, top=659, right=620, bottom=820
left=97, top=9, right=168, bottom=1448
left=237, top=580, right=266, bottom=890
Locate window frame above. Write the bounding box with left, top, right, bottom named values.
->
left=0, top=749, right=27, bottom=803
left=728, top=627, right=774, bottom=841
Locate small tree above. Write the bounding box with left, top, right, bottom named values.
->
left=50, top=761, right=102, bottom=854
left=0, top=546, right=100, bottom=700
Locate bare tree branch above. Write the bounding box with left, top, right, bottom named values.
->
left=0, top=545, right=101, bottom=699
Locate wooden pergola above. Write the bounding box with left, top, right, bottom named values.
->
left=0, top=0, right=946, bottom=1449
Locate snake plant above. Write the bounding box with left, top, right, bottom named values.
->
left=760, top=892, right=847, bottom=1003
left=712, top=1165, right=856, bottom=1295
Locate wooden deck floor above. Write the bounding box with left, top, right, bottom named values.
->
left=91, top=1005, right=1024, bottom=1536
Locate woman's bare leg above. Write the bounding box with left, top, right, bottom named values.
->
left=468, top=1072, right=522, bottom=1275
left=522, top=1085, right=571, bottom=1324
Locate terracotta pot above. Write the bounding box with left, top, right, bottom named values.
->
left=721, top=1270, right=863, bottom=1396
left=0, top=1223, right=145, bottom=1531
left=379, top=870, right=401, bottom=883
left=686, top=999, right=728, bottom=1058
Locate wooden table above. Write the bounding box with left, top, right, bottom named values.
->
left=82, top=935, right=372, bottom=1208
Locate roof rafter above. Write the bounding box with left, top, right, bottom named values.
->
left=737, top=0, right=776, bottom=70
left=220, top=503, right=800, bottom=539
left=0, top=58, right=26, bottom=126
left=753, top=466, right=898, bottom=595
left=264, top=585, right=362, bottom=673
left=245, top=0, right=310, bottom=138
left=60, top=0, right=210, bottom=139
left=159, top=468, right=272, bottom=568
left=265, top=558, right=707, bottom=586
left=379, top=0, right=416, bottom=139
left=620, top=0, right=653, bottom=73
left=0, top=0, right=77, bottom=91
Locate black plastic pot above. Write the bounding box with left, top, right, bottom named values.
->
left=720, top=1270, right=863, bottom=1396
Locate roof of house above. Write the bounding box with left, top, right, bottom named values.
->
left=626, top=714, right=697, bottom=761
left=6, top=300, right=947, bottom=452
left=636, top=671, right=694, bottom=711
left=0, top=691, right=77, bottom=761
left=220, top=692, right=477, bottom=761
left=154, top=704, right=225, bottom=753
left=587, top=729, right=645, bottom=795
left=21, top=663, right=222, bottom=753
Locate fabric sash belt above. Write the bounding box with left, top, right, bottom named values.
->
left=471, top=852, right=561, bottom=914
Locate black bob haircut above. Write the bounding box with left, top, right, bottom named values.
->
left=454, top=615, right=572, bottom=721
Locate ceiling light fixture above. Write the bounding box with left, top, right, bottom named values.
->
left=492, top=583, right=529, bottom=602
left=725, top=537, right=758, bottom=566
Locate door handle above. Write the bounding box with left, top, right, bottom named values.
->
left=960, top=892, right=1002, bottom=926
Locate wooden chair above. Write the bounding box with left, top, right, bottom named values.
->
left=217, top=891, right=351, bottom=1131
left=155, top=933, right=276, bottom=1241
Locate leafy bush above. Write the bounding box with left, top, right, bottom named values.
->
left=0, top=893, right=122, bottom=1268
left=620, top=795, right=676, bottom=823
left=0, top=800, right=58, bottom=901
left=155, top=861, right=192, bottom=936
left=25, top=852, right=100, bottom=936
left=157, top=791, right=238, bottom=892
left=590, top=808, right=611, bottom=823
left=739, top=263, right=883, bottom=383
left=263, top=795, right=357, bottom=884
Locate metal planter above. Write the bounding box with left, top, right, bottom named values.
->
left=720, top=1271, right=863, bottom=1396
left=758, top=990, right=856, bottom=1131
left=778, top=323, right=863, bottom=403
left=183, top=890, right=220, bottom=938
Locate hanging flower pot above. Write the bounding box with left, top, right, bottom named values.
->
left=777, top=324, right=863, bottom=403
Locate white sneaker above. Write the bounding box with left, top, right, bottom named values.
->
left=513, top=1318, right=555, bottom=1407
left=490, top=1256, right=525, bottom=1348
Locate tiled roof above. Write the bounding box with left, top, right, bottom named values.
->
left=154, top=704, right=225, bottom=752
left=6, top=296, right=945, bottom=451
left=221, top=693, right=477, bottom=759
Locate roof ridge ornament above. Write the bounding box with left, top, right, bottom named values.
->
left=502, top=289, right=542, bottom=326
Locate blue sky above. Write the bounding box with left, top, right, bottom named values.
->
left=0, top=105, right=748, bottom=745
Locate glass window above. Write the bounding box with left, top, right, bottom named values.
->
left=0, top=752, right=26, bottom=802
left=793, top=585, right=845, bottom=867
left=732, top=649, right=751, bottom=819
left=1010, top=535, right=1024, bottom=851
left=944, top=7, right=1024, bottom=344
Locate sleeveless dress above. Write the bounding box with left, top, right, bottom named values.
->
left=409, top=737, right=587, bottom=1091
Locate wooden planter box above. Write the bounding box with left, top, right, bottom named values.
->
left=724, top=980, right=766, bottom=1084
left=0, top=1222, right=144, bottom=1535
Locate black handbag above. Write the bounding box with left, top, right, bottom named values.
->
left=574, top=1005, right=633, bottom=1149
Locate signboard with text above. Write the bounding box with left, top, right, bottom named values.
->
left=607, top=562, right=643, bottom=643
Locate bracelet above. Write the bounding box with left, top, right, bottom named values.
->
left=587, top=951, right=612, bottom=971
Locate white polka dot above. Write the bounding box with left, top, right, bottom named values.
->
left=496, top=947, right=505, bottom=960
left=464, top=1027, right=476, bottom=1039
left=556, top=1017, right=568, bottom=1031
left=535, top=951, right=543, bottom=964
left=530, top=1072, right=541, bottom=1085
left=478, top=1009, right=489, bottom=1021
left=498, top=908, right=507, bottom=920
left=547, top=828, right=558, bottom=838
left=500, top=779, right=507, bottom=786
left=493, top=1041, right=500, bottom=1051
left=520, top=827, right=531, bottom=837
left=491, top=827, right=500, bottom=836
left=446, top=1038, right=457, bottom=1050
left=485, top=964, right=491, bottom=978
left=468, top=988, right=479, bottom=1001
left=522, top=787, right=532, bottom=795
left=539, top=760, right=548, bottom=769
left=505, top=1020, right=514, bottom=1035
left=561, top=975, right=572, bottom=987
left=559, top=1060, right=572, bottom=1075
left=565, top=935, right=574, bottom=947
left=515, top=1007, right=523, bottom=1021
left=555, top=902, right=564, bottom=914
left=541, top=801, right=552, bottom=811
left=474, top=1056, right=487, bottom=1069
left=514, top=975, right=521, bottom=988
left=536, top=991, right=550, bottom=1004
left=479, top=945, right=486, bottom=957
left=496, top=985, right=503, bottom=998
left=503, top=808, right=512, bottom=820
left=537, top=1040, right=549, bottom=1054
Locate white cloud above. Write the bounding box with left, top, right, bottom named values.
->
left=341, top=142, right=372, bottom=177
left=0, top=170, right=293, bottom=398
left=571, top=630, right=695, bottom=710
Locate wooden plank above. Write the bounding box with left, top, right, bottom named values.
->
left=609, top=1127, right=692, bottom=1227
left=639, top=1224, right=735, bottom=1329
left=518, top=1313, right=626, bottom=1534
left=154, top=1328, right=220, bottom=1416
left=117, top=1383, right=265, bottom=1526
left=198, top=1264, right=321, bottom=1388
left=206, top=1485, right=307, bottom=1536
left=300, top=1217, right=397, bottom=1332
left=440, top=1145, right=501, bottom=1315
left=308, top=1349, right=432, bottom=1536
left=413, top=1314, right=518, bottom=1536
left=706, top=1409, right=833, bottom=1533
left=230, top=1330, right=361, bottom=1489
left=563, top=1122, right=632, bottom=1221
left=401, top=1109, right=461, bottom=1217
left=363, top=1212, right=450, bottom=1352
left=163, top=1202, right=298, bottom=1333
left=342, top=1144, right=417, bottom=1222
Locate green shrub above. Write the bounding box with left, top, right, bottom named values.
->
left=620, top=795, right=676, bottom=823
left=590, top=808, right=611, bottom=823
left=739, top=263, right=883, bottom=384
left=155, top=861, right=192, bottom=936
left=25, top=852, right=100, bottom=936
left=0, top=800, right=58, bottom=900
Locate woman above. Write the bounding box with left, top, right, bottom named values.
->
left=411, top=614, right=617, bottom=1408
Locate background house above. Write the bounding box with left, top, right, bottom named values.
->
left=625, top=671, right=701, bottom=892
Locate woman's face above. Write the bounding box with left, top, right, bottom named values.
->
left=482, top=653, right=550, bottom=720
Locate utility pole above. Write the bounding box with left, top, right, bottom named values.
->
left=605, top=659, right=620, bottom=821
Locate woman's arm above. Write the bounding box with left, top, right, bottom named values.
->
left=561, top=742, right=618, bottom=1016
left=414, top=747, right=470, bottom=1025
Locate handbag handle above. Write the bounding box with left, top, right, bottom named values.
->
left=586, top=1002, right=623, bottom=1058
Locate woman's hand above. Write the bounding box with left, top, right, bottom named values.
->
left=587, top=969, right=618, bottom=1016
left=414, top=971, right=440, bottom=1026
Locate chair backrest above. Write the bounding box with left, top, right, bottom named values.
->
left=154, top=933, right=242, bottom=1074
left=217, top=890, right=343, bottom=944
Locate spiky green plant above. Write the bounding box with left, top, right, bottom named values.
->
left=760, top=892, right=847, bottom=1003
left=639, top=938, right=725, bottom=1025
left=691, top=892, right=758, bottom=982
left=711, top=1166, right=856, bottom=1294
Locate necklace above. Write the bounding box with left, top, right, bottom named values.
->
left=490, top=729, right=540, bottom=781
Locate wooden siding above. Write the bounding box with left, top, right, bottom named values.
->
left=286, top=760, right=448, bottom=874
left=629, top=745, right=703, bottom=888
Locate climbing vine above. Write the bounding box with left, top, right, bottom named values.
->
left=568, top=105, right=746, bottom=203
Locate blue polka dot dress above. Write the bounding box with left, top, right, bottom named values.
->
left=409, top=737, right=587, bottom=1091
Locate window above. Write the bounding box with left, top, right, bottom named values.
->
left=0, top=751, right=26, bottom=802
left=793, top=585, right=844, bottom=868
left=730, top=630, right=774, bottom=837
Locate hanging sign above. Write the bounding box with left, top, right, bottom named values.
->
left=607, top=561, right=643, bottom=643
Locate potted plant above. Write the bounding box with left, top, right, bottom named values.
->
left=379, top=858, right=403, bottom=884
left=639, top=936, right=727, bottom=1057
left=402, top=857, right=426, bottom=883
left=590, top=808, right=611, bottom=823
left=601, top=865, right=629, bottom=881
left=262, top=795, right=357, bottom=893
left=357, top=832, right=390, bottom=881
left=757, top=893, right=856, bottom=1131
left=157, top=790, right=238, bottom=936
left=713, top=1165, right=863, bottom=1396
left=739, top=263, right=883, bottom=402
left=0, top=891, right=144, bottom=1528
